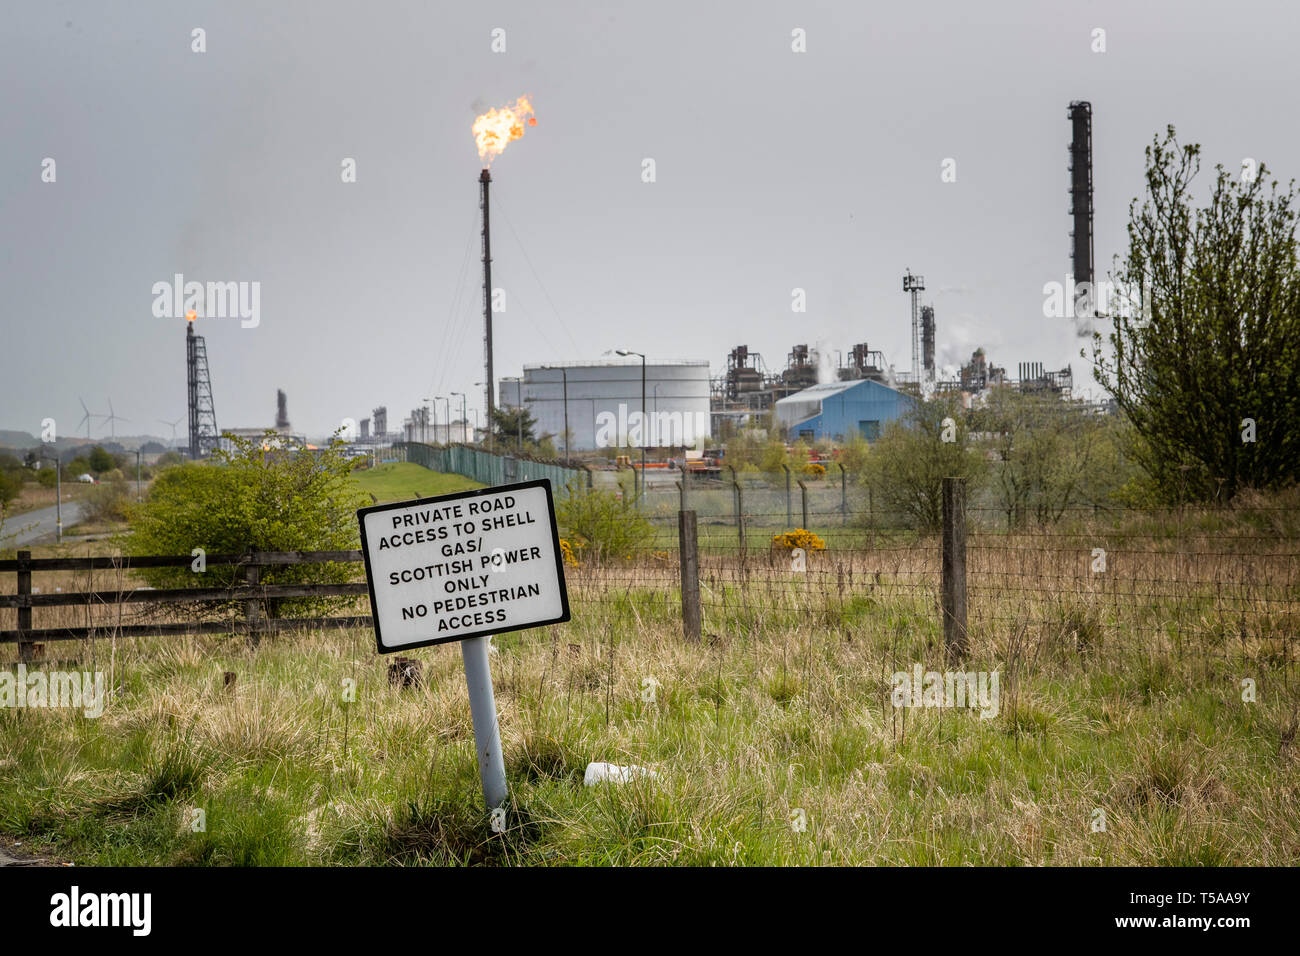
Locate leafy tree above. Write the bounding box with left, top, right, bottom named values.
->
left=758, top=439, right=790, bottom=473
left=87, top=446, right=116, bottom=474
left=0, top=468, right=21, bottom=513
left=489, top=405, right=536, bottom=452
left=1093, top=127, right=1300, bottom=502
left=972, top=390, right=1131, bottom=527
left=556, top=484, right=654, bottom=564
left=862, top=396, right=985, bottom=531
left=0, top=452, right=26, bottom=518
left=837, top=431, right=871, bottom=476
left=126, top=434, right=368, bottom=615
left=535, top=435, right=559, bottom=459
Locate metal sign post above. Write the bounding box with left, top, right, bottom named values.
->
left=461, top=636, right=508, bottom=808
left=357, top=479, right=570, bottom=812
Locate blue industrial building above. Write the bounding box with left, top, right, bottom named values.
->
left=774, top=379, right=912, bottom=442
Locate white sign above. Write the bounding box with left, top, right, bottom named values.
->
left=357, top=479, right=570, bottom=653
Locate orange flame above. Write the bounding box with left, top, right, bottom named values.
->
left=473, top=96, right=535, bottom=164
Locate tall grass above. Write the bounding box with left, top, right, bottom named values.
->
left=0, top=502, right=1296, bottom=866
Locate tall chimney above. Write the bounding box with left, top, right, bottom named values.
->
left=481, top=168, right=494, bottom=448
left=1068, top=101, right=1094, bottom=315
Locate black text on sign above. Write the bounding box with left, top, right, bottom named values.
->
left=357, top=479, right=571, bottom=652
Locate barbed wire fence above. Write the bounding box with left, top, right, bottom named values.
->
left=562, top=474, right=1300, bottom=689
left=3, top=476, right=1297, bottom=692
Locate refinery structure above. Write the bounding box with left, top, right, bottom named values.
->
left=186, top=99, right=1098, bottom=461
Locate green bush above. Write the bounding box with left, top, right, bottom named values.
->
left=0, top=469, right=21, bottom=511
left=862, top=396, right=986, bottom=531
left=88, top=446, right=116, bottom=474
left=556, top=484, right=654, bottom=563
left=83, top=477, right=131, bottom=524
left=125, top=434, right=367, bottom=615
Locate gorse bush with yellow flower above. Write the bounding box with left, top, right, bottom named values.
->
left=771, top=528, right=827, bottom=552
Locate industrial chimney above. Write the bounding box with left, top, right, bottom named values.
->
left=921, top=305, right=936, bottom=377
left=1068, top=101, right=1094, bottom=316
left=275, top=389, right=290, bottom=432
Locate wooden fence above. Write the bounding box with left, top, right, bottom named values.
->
left=1, top=478, right=975, bottom=663
left=0, top=550, right=372, bottom=661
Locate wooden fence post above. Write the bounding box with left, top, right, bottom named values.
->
left=733, top=480, right=746, bottom=559
left=16, top=550, right=33, bottom=663
left=782, top=464, right=792, bottom=529
left=797, top=479, right=809, bottom=529
left=678, top=510, right=702, bottom=642
left=840, top=464, right=848, bottom=525
left=244, top=555, right=263, bottom=648
left=941, top=476, right=969, bottom=662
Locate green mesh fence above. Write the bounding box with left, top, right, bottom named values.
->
left=394, top=442, right=592, bottom=497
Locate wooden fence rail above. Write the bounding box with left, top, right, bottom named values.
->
left=0, top=549, right=370, bottom=659
left=4, top=498, right=975, bottom=662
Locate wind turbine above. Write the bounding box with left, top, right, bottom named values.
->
left=158, top=418, right=182, bottom=448
left=76, top=397, right=103, bottom=439
left=102, top=398, right=128, bottom=439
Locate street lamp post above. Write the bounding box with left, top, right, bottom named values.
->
left=653, top=383, right=661, bottom=448
left=516, top=380, right=524, bottom=452
left=437, top=397, right=451, bottom=445
left=451, top=391, right=467, bottom=443
left=423, top=398, right=437, bottom=445
left=539, top=366, right=570, bottom=462
left=615, top=349, right=646, bottom=506
left=39, top=452, right=62, bottom=544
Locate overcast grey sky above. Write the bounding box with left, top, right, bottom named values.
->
left=2, top=0, right=1296, bottom=438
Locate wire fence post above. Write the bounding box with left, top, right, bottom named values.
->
left=797, top=479, right=809, bottom=529
left=941, top=476, right=969, bottom=662
left=678, top=509, right=702, bottom=642
left=782, top=464, right=792, bottom=529
left=16, top=550, right=33, bottom=663
left=734, top=480, right=746, bottom=554
left=840, top=463, right=848, bottom=526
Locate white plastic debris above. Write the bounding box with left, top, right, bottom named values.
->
left=583, top=762, right=658, bottom=786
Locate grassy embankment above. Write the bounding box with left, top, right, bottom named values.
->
left=351, top=462, right=482, bottom=504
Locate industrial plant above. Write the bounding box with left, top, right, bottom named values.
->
left=196, top=98, right=1101, bottom=464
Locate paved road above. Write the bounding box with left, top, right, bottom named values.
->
left=0, top=499, right=86, bottom=547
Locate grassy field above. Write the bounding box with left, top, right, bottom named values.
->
left=1, top=548, right=1296, bottom=865
left=352, top=463, right=482, bottom=504
left=1, top=478, right=1296, bottom=866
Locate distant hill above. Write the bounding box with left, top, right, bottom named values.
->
left=0, top=430, right=176, bottom=452
left=0, top=430, right=38, bottom=449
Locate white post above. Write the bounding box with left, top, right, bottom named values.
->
left=461, top=635, right=508, bottom=809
